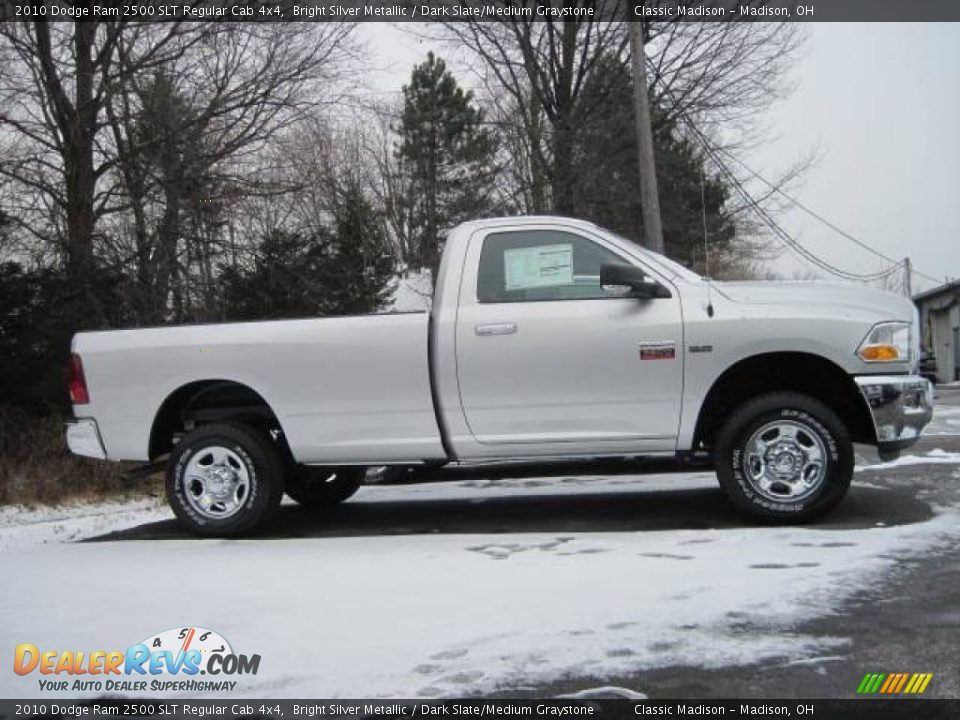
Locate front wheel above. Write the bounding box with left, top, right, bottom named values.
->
left=166, top=423, right=285, bottom=537
left=285, top=466, right=363, bottom=507
left=714, top=392, right=853, bottom=522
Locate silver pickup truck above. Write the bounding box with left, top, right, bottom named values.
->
left=66, top=216, right=933, bottom=536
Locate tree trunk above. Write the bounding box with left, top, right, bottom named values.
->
left=549, top=21, right=579, bottom=217
left=31, top=19, right=102, bottom=320
left=152, top=192, right=181, bottom=323
left=551, top=119, right=576, bottom=215
left=526, top=94, right=548, bottom=213
left=54, top=21, right=98, bottom=282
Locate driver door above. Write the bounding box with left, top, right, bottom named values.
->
left=453, top=225, right=683, bottom=457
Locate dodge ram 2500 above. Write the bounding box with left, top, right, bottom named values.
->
left=66, top=216, right=933, bottom=536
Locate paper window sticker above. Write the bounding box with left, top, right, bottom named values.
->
left=503, top=244, right=574, bottom=291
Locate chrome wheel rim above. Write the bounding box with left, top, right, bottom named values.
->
left=742, top=420, right=827, bottom=502
left=183, top=445, right=251, bottom=520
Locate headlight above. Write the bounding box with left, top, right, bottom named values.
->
left=857, top=321, right=912, bottom=363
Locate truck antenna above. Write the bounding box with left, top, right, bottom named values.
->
left=701, top=165, right=715, bottom=318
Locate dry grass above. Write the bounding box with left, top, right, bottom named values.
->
left=0, top=406, right=159, bottom=506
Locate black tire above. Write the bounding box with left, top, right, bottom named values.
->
left=166, top=423, right=285, bottom=537
left=714, top=392, right=853, bottom=523
left=285, top=466, right=363, bottom=507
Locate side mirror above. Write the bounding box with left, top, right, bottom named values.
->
left=600, top=263, right=672, bottom=299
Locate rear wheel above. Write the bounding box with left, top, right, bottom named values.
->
left=714, top=392, right=853, bottom=522
left=166, top=423, right=285, bottom=537
left=285, top=466, right=363, bottom=507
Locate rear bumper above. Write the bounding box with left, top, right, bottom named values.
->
left=65, top=419, right=107, bottom=460
left=854, top=375, right=933, bottom=452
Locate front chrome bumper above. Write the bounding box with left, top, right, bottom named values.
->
left=65, top=419, right=107, bottom=460
left=855, top=375, right=933, bottom=452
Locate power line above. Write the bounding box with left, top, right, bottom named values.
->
left=685, top=126, right=895, bottom=280
left=680, top=117, right=901, bottom=282
left=714, top=147, right=897, bottom=264
left=650, top=65, right=944, bottom=288
left=709, top=144, right=944, bottom=287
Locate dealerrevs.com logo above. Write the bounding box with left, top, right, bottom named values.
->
left=14, top=627, right=260, bottom=693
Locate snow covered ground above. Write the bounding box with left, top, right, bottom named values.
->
left=926, top=403, right=960, bottom=436
left=3, top=453, right=960, bottom=700
left=856, top=447, right=960, bottom=470
left=0, top=497, right=169, bottom=553
left=386, top=271, right=432, bottom=312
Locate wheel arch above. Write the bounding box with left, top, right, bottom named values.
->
left=693, top=351, right=874, bottom=451
left=148, top=379, right=289, bottom=461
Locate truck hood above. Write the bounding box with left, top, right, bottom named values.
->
left=712, top=281, right=915, bottom=322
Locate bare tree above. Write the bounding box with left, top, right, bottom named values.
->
left=645, top=21, right=805, bottom=140
left=102, top=23, right=357, bottom=322
left=233, top=110, right=394, bottom=271
left=0, top=20, right=357, bottom=322
left=0, top=21, right=209, bottom=287
left=434, top=16, right=806, bottom=242
left=367, top=103, right=417, bottom=267
left=437, top=16, right=629, bottom=216
left=480, top=86, right=550, bottom=215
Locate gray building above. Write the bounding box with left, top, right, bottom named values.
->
left=915, top=279, right=960, bottom=383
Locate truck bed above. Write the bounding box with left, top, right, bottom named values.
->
left=73, top=312, right=446, bottom=464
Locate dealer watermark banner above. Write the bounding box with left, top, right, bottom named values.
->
left=10, top=629, right=261, bottom=697
left=1, top=700, right=960, bottom=720
left=3, top=0, right=960, bottom=22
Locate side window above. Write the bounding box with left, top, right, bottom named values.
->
left=477, top=230, right=631, bottom=303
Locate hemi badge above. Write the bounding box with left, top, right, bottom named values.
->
left=689, top=344, right=714, bottom=354
left=638, top=342, right=676, bottom=361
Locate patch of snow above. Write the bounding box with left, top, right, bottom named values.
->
left=850, top=481, right=890, bottom=491
left=2, top=472, right=960, bottom=699
left=0, top=497, right=169, bottom=552
left=856, top=448, right=960, bottom=471
left=557, top=686, right=648, bottom=700
left=924, top=406, right=960, bottom=437
left=778, top=655, right=845, bottom=667
left=386, top=271, right=432, bottom=312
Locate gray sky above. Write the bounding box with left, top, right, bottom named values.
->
left=361, top=22, right=960, bottom=293
left=749, top=23, right=960, bottom=293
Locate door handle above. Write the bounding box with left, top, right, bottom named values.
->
left=475, top=322, right=518, bottom=336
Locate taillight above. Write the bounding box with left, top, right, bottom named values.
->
left=68, top=353, right=90, bottom=405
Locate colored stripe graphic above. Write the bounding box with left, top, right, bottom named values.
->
left=879, top=674, right=896, bottom=693
left=894, top=673, right=910, bottom=693
left=906, top=673, right=934, bottom=694
left=857, top=672, right=932, bottom=694
left=857, top=673, right=885, bottom=694
left=886, top=673, right=904, bottom=693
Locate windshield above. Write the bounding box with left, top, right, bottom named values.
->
left=610, top=232, right=703, bottom=283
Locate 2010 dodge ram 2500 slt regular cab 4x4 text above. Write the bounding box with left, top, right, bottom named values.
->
left=66, top=217, right=933, bottom=536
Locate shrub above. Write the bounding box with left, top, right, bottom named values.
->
left=0, top=406, right=151, bottom=506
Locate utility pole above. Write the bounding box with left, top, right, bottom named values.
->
left=903, top=257, right=912, bottom=297
left=629, top=20, right=664, bottom=253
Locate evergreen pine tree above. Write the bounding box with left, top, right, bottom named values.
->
left=221, top=180, right=394, bottom=321
left=316, top=177, right=396, bottom=316
left=394, top=52, right=497, bottom=284
left=570, top=55, right=747, bottom=277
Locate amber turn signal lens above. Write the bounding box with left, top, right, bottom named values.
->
left=859, top=345, right=900, bottom=362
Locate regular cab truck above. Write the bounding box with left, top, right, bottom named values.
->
left=66, top=216, right=933, bottom=536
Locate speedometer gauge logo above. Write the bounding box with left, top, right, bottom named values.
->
left=141, top=627, right=234, bottom=662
